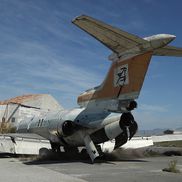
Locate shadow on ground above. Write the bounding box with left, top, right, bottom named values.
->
left=2, top=146, right=182, bottom=165
left=22, top=148, right=149, bottom=165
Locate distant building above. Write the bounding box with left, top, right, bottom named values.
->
left=163, top=129, right=174, bottom=135
left=0, top=94, right=63, bottom=127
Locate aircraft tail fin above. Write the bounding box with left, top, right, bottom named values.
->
left=77, top=52, right=153, bottom=111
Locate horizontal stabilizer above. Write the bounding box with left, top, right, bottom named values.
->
left=153, top=45, right=182, bottom=57
left=72, top=15, right=146, bottom=53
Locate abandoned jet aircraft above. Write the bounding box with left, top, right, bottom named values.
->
left=3, top=15, right=182, bottom=162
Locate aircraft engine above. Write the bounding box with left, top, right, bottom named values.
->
left=104, top=112, right=138, bottom=149
left=57, top=120, right=75, bottom=137
left=115, top=112, right=138, bottom=149
left=104, top=120, right=123, bottom=140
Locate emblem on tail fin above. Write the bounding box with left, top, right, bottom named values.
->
left=114, top=64, right=129, bottom=87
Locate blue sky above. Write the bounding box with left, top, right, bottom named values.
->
left=0, top=0, right=182, bottom=129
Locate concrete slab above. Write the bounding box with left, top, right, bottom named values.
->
left=32, top=156, right=182, bottom=182
left=0, top=153, right=182, bottom=182
left=0, top=155, right=86, bottom=182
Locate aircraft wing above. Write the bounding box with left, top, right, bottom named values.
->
left=72, top=15, right=147, bottom=53
left=153, top=45, right=182, bottom=57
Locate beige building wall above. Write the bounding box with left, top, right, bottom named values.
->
left=0, top=94, right=62, bottom=128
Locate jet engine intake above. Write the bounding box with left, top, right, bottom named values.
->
left=57, top=120, right=75, bottom=137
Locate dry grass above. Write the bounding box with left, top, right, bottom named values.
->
left=162, top=159, right=180, bottom=173
left=154, top=141, right=182, bottom=148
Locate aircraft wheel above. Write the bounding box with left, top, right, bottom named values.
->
left=80, top=148, right=89, bottom=159
left=39, top=147, right=51, bottom=159
left=64, top=146, right=79, bottom=153
left=50, top=142, right=61, bottom=153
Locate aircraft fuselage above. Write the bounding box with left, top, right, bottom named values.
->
left=17, top=108, right=121, bottom=147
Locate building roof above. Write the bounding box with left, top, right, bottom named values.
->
left=0, top=94, right=42, bottom=105
left=0, top=94, right=63, bottom=111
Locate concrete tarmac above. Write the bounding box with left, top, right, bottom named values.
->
left=0, top=155, right=86, bottom=182
left=0, top=155, right=182, bottom=182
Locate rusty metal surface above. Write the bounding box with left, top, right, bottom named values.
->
left=0, top=94, right=44, bottom=105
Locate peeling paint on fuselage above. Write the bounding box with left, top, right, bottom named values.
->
left=17, top=108, right=121, bottom=146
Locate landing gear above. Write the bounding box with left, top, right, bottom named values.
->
left=50, top=142, right=61, bottom=153
left=39, top=147, right=52, bottom=159
left=64, top=146, right=79, bottom=153
left=80, top=145, right=103, bottom=162
left=62, top=146, right=80, bottom=159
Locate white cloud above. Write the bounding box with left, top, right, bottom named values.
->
left=139, top=104, right=168, bottom=112
left=0, top=36, right=104, bottom=108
